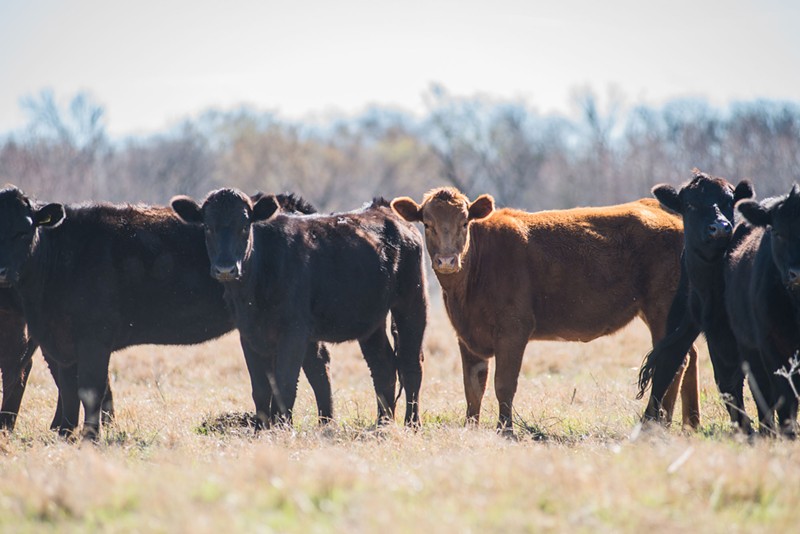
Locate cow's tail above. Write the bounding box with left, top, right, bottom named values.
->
left=391, top=316, right=404, bottom=406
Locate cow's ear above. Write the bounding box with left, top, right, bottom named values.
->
left=391, top=197, right=423, bottom=222
left=652, top=184, right=682, bottom=214
left=252, top=194, right=280, bottom=222
left=468, top=194, right=494, bottom=221
left=33, top=203, right=65, bottom=228
left=737, top=200, right=771, bottom=227
left=734, top=180, right=755, bottom=202
left=170, top=195, right=204, bottom=224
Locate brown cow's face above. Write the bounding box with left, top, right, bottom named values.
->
left=392, top=188, right=494, bottom=275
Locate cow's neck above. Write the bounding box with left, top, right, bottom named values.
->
left=433, top=249, right=475, bottom=324
left=16, top=228, right=57, bottom=306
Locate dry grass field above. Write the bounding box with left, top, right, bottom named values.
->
left=1, top=297, right=799, bottom=533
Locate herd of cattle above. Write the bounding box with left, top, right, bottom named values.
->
left=0, top=168, right=797, bottom=441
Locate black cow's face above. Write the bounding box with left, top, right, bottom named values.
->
left=653, top=172, right=754, bottom=263
left=171, top=189, right=279, bottom=282
left=739, top=185, right=800, bottom=294
left=392, top=188, right=494, bottom=274
left=0, top=187, right=64, bottom=286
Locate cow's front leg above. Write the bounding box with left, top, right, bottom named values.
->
left=460, top=341, right=489, bottom=427
left=493, top=335, right=527, bottom=437
left=239, top=335, right=274, bottom=430
left=0, top=354, right=32, bottom=431
left=272, top=331, right=308, bottom=427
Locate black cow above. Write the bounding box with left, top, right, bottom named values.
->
left=725, top=186, right=800, bottom=437
left=638, top=170, right=756, bottom=431
left=171, top=189, right=427, bottom=428
left=0, top=186, right=333, bottom=440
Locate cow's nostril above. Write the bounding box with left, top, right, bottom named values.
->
left=789, top=268, right=800, bottom=283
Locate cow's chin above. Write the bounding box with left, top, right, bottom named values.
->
left=433, top=264, right=462, bottom=275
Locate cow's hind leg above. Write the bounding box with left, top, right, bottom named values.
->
left=301, top=343, right=334, bottom=424
left=55, top=363, right=81, bottom=438
left=359, top=326, right=397, bottom=424
left=641, top=299, right=700, bottom=428
left=77, top=347, right=112, bottom=442
left=101, top=375, right=115, bottom=425
left=391, top=301, right=426, bottom=428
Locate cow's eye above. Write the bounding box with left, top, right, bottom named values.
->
left=462, top=222, right=468, bottom=229
left=241, top=227, right=248, bottom=235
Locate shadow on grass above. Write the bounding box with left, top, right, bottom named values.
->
left=196, top=411, right=258, bottom=436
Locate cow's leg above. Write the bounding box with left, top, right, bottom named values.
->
left=391, top=298, right=426, bottom=427
left=0, top=356, right=32, bottom=432
left=641, top=297, right=700, bottom=428
left=642, top=318, right=701, bottom=425
left=460, top=341, right=489, bottom=426
left=77, top=349, right=112, bottom=442
left=680, top=346, right=700, bottom=429
left=494, top=335, right=527, bottom=436
left=358, top=326, right=397, bottom=424
left=706, top=330, right=751, bottom=433
left=742, top=350, right=776, bottom=436
left=56, top=363, right=81, bottom=437
left=301, top=343, right=334, bottom=424
left=43, top=352, right=64, bottom=431
left=239, top=336, right=274, bottom=430
left=272, top=332, right=308, bottom=427
left=101, top=375, right=115, bottom=425
left=0, top=315, right=31, bottom=431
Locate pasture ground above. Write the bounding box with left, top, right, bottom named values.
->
left=1, top=300, right=798, bottom=533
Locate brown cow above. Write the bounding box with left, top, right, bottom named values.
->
left=391, top=188, right=699, bottom=435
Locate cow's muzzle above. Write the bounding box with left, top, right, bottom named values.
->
left=433, top=254, right=461, bottom=274
left=211, top=263, right=241, bottom=282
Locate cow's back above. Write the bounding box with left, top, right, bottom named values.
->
left=248, top=204, right=424, bottom=343
left=460, top=198, right=684, bottom=344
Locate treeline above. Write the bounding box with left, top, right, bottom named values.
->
left=1, top=86, right=799, bottom=211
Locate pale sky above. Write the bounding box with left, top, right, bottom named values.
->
left=2, top=0, right=799, bottom=137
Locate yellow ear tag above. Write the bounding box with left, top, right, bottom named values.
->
left=39, top=215, right=51, bottom=225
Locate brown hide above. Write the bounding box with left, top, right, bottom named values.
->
left=392, top=188, right=699, bottom=433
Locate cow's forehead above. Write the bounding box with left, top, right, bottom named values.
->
left=0, top=189, right=33, bottom=222
left=421, top=188, right=470, bottom=221
left=203, top=189, right=251, bottom=222
left=773, top=191, right=800, bottom=228
left=684, top=176, right=733, bottom=202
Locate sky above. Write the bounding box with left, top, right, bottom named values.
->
left=2, top=0, right=799, bottom=138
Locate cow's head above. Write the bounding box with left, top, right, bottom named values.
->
left=0, top=187, right=65, bottom=287
left=652, top=170, right=754, bottom=262
left=171, top=188, right=280, bottom=282
left=391, top=187, right=494, bottom=274
left=738, top=184, right=800, bottom=293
